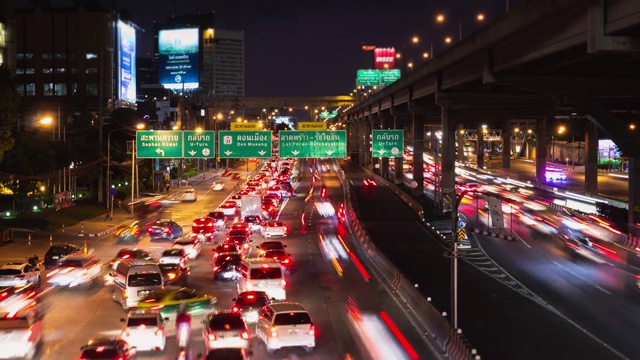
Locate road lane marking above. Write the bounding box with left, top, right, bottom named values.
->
left=276, top=198, right=290, bottom=220
left=517, top=236, right=532, bottom=248
left=595, top=285, right=612, bottom=295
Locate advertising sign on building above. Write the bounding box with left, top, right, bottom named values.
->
left=117, top=21, right=136, bottom=103
left=374, top=47, right=396, bottom=70
left=158, top=28, right=199, bottom=89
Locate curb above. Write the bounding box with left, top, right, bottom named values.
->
left=76, top=226, right=118, bottom=238
left=469, top=228, right=517, bottom=241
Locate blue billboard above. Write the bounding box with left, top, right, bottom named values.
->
left=117, top=21, right=136, bottom=103
left=158, top=28, right=199, bottom=89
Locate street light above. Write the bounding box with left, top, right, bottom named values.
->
left=436, top=14, right=445, bottom=23
left=107, top=124, right=144, bottom=218
left=412, top=36, right=419, bottom=44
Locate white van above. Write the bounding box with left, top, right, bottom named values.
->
left=110, top=259, right=164, bottom=310
left=237, top=258, right=286, bottom=300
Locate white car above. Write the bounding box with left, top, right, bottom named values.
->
left=46, top=254, right=103, bottom=288
left=159, top=248, right=189, bottom=269
left=219, top=201, right=239, bottom=216
left=182, top=189, right=197, bottom=202
left=0, top=263, right=41, bottom=287
left=212, top=181, right=225, bottom=191
left=203, top=311, right=250, bottom=351
left=120, top=311, right=167, bottom=352
left=172, top=238, right=202, bottom=260
left=256, top=302, right=315, bottom=354
left=261, top=220, right=288, bottom=238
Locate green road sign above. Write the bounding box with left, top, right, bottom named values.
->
left=381, top=69, right=401, bottom=86
left=356, top=69, right=382, bottom=86
left=372, top=130, right=403, bottom=157
left=183, top=130, right=215, bottom=158
left=218, top=130, right=272, bottom=158
left=279, top=130, right=347, bottom=158
left=136, top=130, right=183, bottom=159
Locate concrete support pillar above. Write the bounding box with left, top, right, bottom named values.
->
left=477, top=125, right=485, bottom=168
left=358, top=120, right=366, bottom=166
left=431, top=127, right=441, bottom=205
left=584, top=122, right=598, bottom=194
left=441, top=105, right=456, bottom=212
left=363, top=120, right=371, bottom=167
left=411, top=113, right=425, bottom=195
left=629, top=158, right=640, bottom=231
left=370, top=116, right=380, bottom=174
left=535, top=116, right=548, bottom=184
left=379, top=114, right=391, bottom=179
left=456, top=124, right=465, bottom=162
left=393, top=115, right=404, bottom=184
left=502, top=121, right=511, bottom=169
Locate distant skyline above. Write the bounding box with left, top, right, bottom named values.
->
left=31, top=0, right=522, bottom=97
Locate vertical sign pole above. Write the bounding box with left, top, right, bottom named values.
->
left=131, top=140, right=135, bottom=214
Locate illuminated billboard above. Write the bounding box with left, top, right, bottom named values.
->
left=118, top=21, right=136, bottom=103
left=374, top=47, right=396, bottom=70
left=158, top=28, right=199, bottom=89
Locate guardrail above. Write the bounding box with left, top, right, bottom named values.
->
left=335, top=161, right=480, bottom=360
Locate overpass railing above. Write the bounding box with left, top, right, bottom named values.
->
left=334, top=160, right=480, bottom=360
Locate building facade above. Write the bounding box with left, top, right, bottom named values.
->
left=0, top=1, right=16, bottom=73
left=14, top=3, right=116, bottom=127
left=211, top=29, right=244, bottom=98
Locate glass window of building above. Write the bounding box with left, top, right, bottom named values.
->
left=15, top=68, right=24, bottom=75
left=16, top=84, right=24, bottom=96
left=26, top=69, right=35, bottom=75
left=0, top=23, right=5, bottom=47
left=72, top=83, right=79, bottom=95
left=25, top=83, right=35, bottom=96
left=86, top=83, right=97, bottom=96
left=42, top=54, right=53, bottom=59
left=86, top=53, right=98, bottom=59
left=55, top=68, right=65, bottom=74
left=16, top=53, right=34, bottom=60
left=55, top=53, right=66, bottom=59
left=54, top=83, right=67, bottom=96
left=86, top=68, right=97, bottom=74
left=44, top=83, right=54, bottom=96
left=43, top=68, right=53, bottom=74
left=71, top=68, right=78, bottom=74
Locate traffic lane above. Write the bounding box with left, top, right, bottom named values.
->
left=475, top=226, right=640, bottom=359
left=343, top=164, right=621, bottom=360
left=319, top=164, right=442, bottom=359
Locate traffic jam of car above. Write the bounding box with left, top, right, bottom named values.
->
left=0, top=158, right=317, bottom=360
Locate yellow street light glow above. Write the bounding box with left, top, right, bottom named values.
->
left=477, top=13, right=485, bottom=21
left=288, top=107, right=293, bottom=112
left=40, top=117, right=53, bottom=125
left=422, top=52, right=429, bottom=58
left=396, top=53, right=402, bottom=59
left=445, top=36, right=452, bottom=44
left=40, top=186, right=45, bottom=192
left=304, top=106, right=309, bottom=110
left=630, top=124, right=636, bottom=130
left=514, top=127, right=520, bottom=133
left=136, top=123, right=145, bottom=129
left=459, top=129, right=465, bottom=135
left=243, top=120, right=247, bottom=123
left=436, top=14, right=445, bottom=23
left=230, top=110, right=235, bottom=115
left=527, top=129, right=533, bottom=134
left=558, top=125, right=566, bottom=134
left=412, top=36, right=419, bottom=44
left=217, top=113, right=223, bottom=120
left=236, top=117, right=242, bottom=122
left=262, top=108, right=267, bottom=112
left=408, top=62, right=414, bottom=68
left=195, top=127, right=203, bottom=133
left=172, top=125, right=179, bottom=130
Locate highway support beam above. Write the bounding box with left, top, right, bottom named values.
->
left=502, top=120, right=511, bottom=169
left=477, top=124, right=485, bottom=169
left=456, top=124, right=465, bottom=163
left=584, top=121, right=598, bottom=195
left=357, top=118, right=366, bottom=166
left=378, top=111, right=394, bottom=179
left=536, top=116, right=548, bottom=184
left=369, top=114, right=380, bottom=174
left=576, top=99, right=640, bottom=229
left=435, top=93, right=457, bottom=214
left=410, top=112, right=425, bottom=196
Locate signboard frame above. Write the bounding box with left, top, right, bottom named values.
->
left=218, top=130, right=273, bottom=159
left=158, top=28, right=200, bottom=89
left=278, top=130, right=347, bottom=158
left=183, top=130, right=215, bottom=158
left=372, top=129, right=404, bottom=157
left=136, top=130, right=184, bottom=159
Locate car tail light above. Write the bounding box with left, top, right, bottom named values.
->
left=213, top=266, right=220, bottom=272
left=270, top=326, right=278, bottom=337
left=282, top=258, right=290, bottom=264
left=281, top=279, right=287, bottom=287
left=232, top=306, right=240, bottom=313
left=241, top=330, right=249, bottom=340
left=147, top=228, right=153, bottom=234
left=207, top=332, right=217, bottom=341
left=167, top=272, right=177, bottom=280
left=151, top=305, right=164, bottom=310
left=308, top=323, right=315, bottom=336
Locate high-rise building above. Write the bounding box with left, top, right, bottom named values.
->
left=210, top=29, right=244, bottom=98
left=13, top=2, right=136, bottom=126
left=0, top=1, right=16, bottom=73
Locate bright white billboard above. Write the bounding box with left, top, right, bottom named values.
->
left=158, top=28, right=199, bottom=89
left=117, top=21, right=136, bottom=103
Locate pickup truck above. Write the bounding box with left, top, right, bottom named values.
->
left=0, top=305, right=42, bottom=359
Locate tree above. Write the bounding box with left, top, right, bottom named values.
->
left=0, top=66, right=20, bottom=162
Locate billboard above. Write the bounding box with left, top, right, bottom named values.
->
left=117, top=21, right=136, bottom=103
left=374, top=47, right=396, bottom=70
left=158, top=28, right=199, bottom=89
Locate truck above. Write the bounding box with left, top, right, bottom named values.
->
left=0, top=305, right=42, bottom=359
left=241, top=195, right=262, bottom=217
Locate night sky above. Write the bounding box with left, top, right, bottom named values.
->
left=54, top=0, right=520, bottom=97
